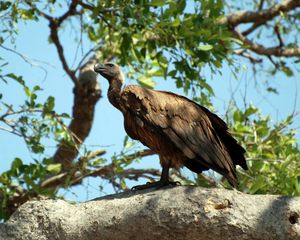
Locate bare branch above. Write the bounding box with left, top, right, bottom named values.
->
left=258, top=0, right=265, bottom=11
left=218, top=0, right=300, bottom=27
left=49, top=20, right=77, bottom=83
left=242, top=21, right=265, bottom=36
left=119, top=168, right=161, bottom=181
left=274, top=25, right=284, bottom=47
left=57, top=0, right=79, bottom=26
left=233, top=29, right=300, bottom=57
left=233, top=49, right=263, bottom=63
left=0, top=45, right=51, bottom=76
left=121, top=149, right=156, bottom=162
left=82, top=149, right=107, bottom=162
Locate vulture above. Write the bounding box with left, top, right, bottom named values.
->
left=94, top=62, right=247, bottom=190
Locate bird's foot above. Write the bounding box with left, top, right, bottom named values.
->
left=131, top=180, right=180, bottom=191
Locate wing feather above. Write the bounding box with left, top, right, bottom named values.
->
left=121, top=85, right=245, bottom=185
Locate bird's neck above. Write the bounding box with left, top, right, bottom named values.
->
left=108, top=78, right=123, bottom=111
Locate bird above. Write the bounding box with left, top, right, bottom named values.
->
left=94, top=62, right=247, bottom=190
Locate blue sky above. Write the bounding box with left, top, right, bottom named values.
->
left=1, top=12, right=299, bottom=201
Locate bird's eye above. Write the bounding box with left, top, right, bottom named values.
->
left=107, top=63, right=114, bottom=67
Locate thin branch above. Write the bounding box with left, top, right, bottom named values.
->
left=43, top=149, right=155, bottom=189
left=242, top=21, right=264, bottom=36
left=119, top=168, right=161, bottom=181
left=267, top=55, right=279, bottom=68
left=49, top=20, right=77, bottom=83
left=0, top=126, right=22, bottom=136
left=0, top=45, right=50, bottom=79
left=57, top=0, right=79, bottom=26
left=258, top=0, right=265, bottom=11
left=74, top=51, right=97, bottom=73
left=233, top=49, right=263, bottom=64
left=233, top=29, right=300, bottom=57
left=77, top=1, right=94, bottom=11
left=84, top=149, right=107, bottom=161
left=274, top=25, right=284, bottom=47
left=246, top=158, right=285, bottom=163
left=122, top=149, right=156, bottom=161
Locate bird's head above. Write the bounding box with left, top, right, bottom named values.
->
left=94, top=62, right=124, bottom=84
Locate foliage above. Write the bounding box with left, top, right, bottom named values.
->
left=0, top=0, right=300, bottom=221
left=229, top=105, right=299, bottom=195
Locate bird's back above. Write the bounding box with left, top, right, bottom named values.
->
left=120, top=85, right=247, bottom=187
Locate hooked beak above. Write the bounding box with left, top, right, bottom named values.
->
left=94, top=63, right=105, bottom=73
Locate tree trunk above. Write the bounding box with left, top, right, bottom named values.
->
left=1, top=186, right=300, bottom=240
left=53, top=58, right=101, bottom=171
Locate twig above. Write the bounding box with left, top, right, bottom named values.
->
left=233, top=49, right=263, bottom=63
left=258, top=0, right=265, bottom=11
left=246, top=158, right=285, bottom=163
left=274, top=25, right=284, bottom=47
left=0, top=45, right=49, bottom=80
left=233, top=29, right=300, bottom=57
left=0, top=126, right=22, bottom=136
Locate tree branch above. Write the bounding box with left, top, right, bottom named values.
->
left=2, top=187, right=300, bottom=240
left=57, top=0, right=79, bottom=26
left=48, top=19, right=77, bottom=83
left=233, top=49, right=263, bottom=63
left=233, top=29, right=300, bottom=57
left=218, top=0, right=300, bottom=27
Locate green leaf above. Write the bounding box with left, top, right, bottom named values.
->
left=6, top=73, right=25, bottom=85
left=0, top=1, right=11, bottom=11
left=90, top=158, right=107, bottom=167
left=19, top=8, right=37, bottom=21
left=31, top=142, right=45, bottom=154
left=266, top=87, right=279, bottom=94
left=46, top=164, right=61, bottom=174
left=222, top=37, right=243, bottom=45
left=198, top=44, right=213, bottom=51
left=233, top=110, right=244, bottom=122
left=170, top=17, right=180, bottom=27
left=137, top=75, right=156, bottom=89
left=149, top=0, right=165, bottom=7
left=43, top=96, right=55, bottom=112
left=24, top=86, right=31, bottom=97
left=244, top=105, right=258, bottom=117
left=282, top=66, right=293, bottom=77
left=295, top=176, right=300, bottom=194
left=123, top=135, right=129, bottom=147
left=11, top=158, right=23, bottom=172
left=250, top=175, right=266, bottom=194
left=33, top=85, right=42, bottom=92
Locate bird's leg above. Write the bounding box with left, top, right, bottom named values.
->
left=131, top=163, right=180, bottom=191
